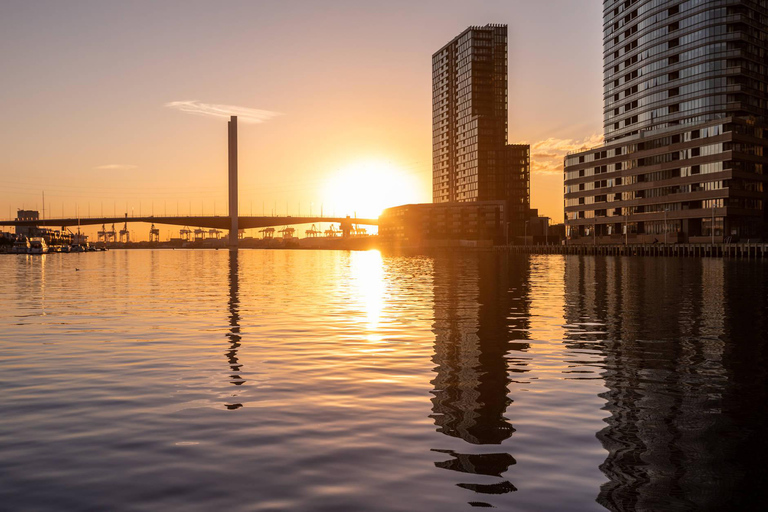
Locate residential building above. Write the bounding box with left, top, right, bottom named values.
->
left=433, top=24, right=531, bottom=237
left=565, top=0, right=768, bottom=243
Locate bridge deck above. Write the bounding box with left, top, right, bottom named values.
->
left=1, top=216, right=379, bottom=230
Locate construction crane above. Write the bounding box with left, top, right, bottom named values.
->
left=208, top=228, right=222, bottom=239
left=279, top=227, right=295, bottom=239
left=149, top=224, right=160, bottom=243
left=259, top=227, right=275, bottom=239
left=353, top=225, right=367, bottom=236
left=180, top=226, right=192, bottom=241
left=193, top=228, right=206, bottom=241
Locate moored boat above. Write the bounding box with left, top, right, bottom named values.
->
left=12, top=239, right=30, bottom=254
left=28, top=238, right=49, bottom=254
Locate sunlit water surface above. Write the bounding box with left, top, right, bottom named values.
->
left=1, top=250, right=766, bottom=511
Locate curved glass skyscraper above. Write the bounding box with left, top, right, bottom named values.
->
left=604, top=0, right=768, bottom=143
left=565, top=0, right=768, bottom=243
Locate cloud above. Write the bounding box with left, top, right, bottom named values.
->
left=527, top=134, right=604, bottom=176
left=94, top=164, right=137, bottom=170
left=165, top=100, right=282, bottom=124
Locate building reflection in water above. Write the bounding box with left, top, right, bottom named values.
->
left=563, top=257, right=768, bottom=511
left=225, top=250, right=244, bottom=410
left=430, top=253, right=530, bottom=506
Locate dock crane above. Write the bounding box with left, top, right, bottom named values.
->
left=119, top=219, right=130, bottom=243
left=107, top=224, right=117, bottom=243
left=324, top=225, right=340, bottom=238
left=97, top=224, right=108, bottom=243
left=149, top=224, right=160, bottom=243
left=305, top=224, right=321, bottom=238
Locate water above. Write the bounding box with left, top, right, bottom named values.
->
left=1, top=250, right=766, bottom=511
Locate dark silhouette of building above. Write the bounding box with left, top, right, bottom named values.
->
left=565, top=1, right=768, bottom=243
left=432, top=24, right=530, bottom=237
left=430, top=253, right=531, bottom=506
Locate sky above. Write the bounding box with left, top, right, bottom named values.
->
left=0, top=0, right=604, bottom=239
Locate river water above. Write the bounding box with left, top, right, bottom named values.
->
left=1, top=250, right=766, bottom=511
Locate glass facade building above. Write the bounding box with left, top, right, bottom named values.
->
left=565, top=0, right=768, bottom=243
left=432, top=24, right=530, bottom=236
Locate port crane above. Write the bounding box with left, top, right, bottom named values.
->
left=305, top=224, right=321, bottom=238
left=119, top=221, right=130, bottom=243
left=149, top=224, right=160, bottom=243
left=278, top=227, right=295, bottom=239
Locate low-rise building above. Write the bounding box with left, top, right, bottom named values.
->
left=565, top=117, right=768, bottom=244
left=379, top=201, right=507, bottom=247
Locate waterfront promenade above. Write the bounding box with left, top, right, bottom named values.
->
left=501, top=242, right=768, bottom=259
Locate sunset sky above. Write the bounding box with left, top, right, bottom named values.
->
left=1, top=0, right=603, bottom=238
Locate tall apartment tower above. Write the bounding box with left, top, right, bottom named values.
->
left=565, top=0, right=768, bottom=243
left=432, top=24, right=530, bottom=236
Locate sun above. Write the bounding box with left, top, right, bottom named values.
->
left=322, top=160, right=424, bottom=218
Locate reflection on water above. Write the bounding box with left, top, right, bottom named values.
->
left=563, top=257, right=768, bottom=511
left=430, top=254, right=529, bottom=506
left=1, top=250, right=767, bottom=511
left=226, top=250, right=244, bottom=409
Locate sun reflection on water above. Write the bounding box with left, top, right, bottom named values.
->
left=348, top=250, right=385, bottom=336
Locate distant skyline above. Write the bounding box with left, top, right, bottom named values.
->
left=0, top=0, right=603, bottom=235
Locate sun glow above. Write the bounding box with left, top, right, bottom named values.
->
left=322, top=160, right=424, bottom=219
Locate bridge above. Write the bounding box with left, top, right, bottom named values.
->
left=3, top=115, right=382, bottom=247
left=0, top=215, right=378, bottom=231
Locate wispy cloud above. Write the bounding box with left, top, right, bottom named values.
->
left=165, top=100, right=282, bottom=124
left=528, top=134, right=604, bottom=176
left=94, top=164, right=138, bottom=170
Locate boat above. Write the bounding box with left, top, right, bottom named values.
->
left=12, top=239, right=30, bottom=254
left=28, top=238, right=49, bottom=254
left=69, top=244, right=85, bottom=253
